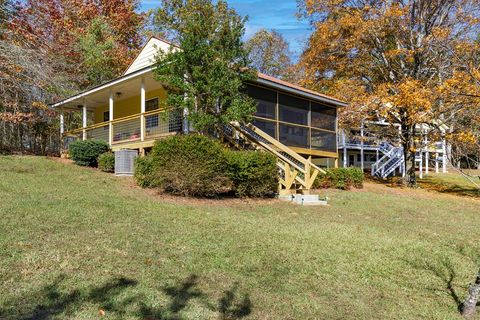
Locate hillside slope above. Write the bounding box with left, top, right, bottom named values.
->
left=0, top=156, right=479, bottom=319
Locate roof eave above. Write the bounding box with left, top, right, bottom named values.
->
left=253, top=77, right=348, bottom=108
left=50, top=66, right=154, bottom=108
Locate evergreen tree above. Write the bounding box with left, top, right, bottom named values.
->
left=152, top=0, right=257, bottom=133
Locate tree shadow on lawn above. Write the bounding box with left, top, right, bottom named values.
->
left=367, top=174, right=480, bottom=198
left=406, top=256, right=464, bottom=312
left=139, top=275, right=252, bottom=320
left=0, top=274, right=252, bottom=320
left=416, top=176, right=480, bottom=198
left=406, top=248, right=480, bottom=314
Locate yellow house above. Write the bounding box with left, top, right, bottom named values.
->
left=52, top=37, right=347, bottom=192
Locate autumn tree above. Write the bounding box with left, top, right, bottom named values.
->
left=299, top=0, right=480, bottom=186
left=0, top=0, right=146, bottom=154
left=245, top=29, right=293, bottom=79
left=152, top=0, right=256, bottom=133
left=0, top=0, right=69, bottom=154
left=438, top=40, right=480, bottom=188
left=13, top=0, right=145, bottom=89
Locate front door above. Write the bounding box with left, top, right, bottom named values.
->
left=349, top=155, right=355, bottom=167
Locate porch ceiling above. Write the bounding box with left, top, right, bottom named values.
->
left=56, top=70, right=162, bottom=111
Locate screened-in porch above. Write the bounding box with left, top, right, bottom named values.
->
left=246, top=83, right=338, bottom=158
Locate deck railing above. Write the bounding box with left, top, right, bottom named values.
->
left=337, top=132, right=380, bottom=149
left=63, top=109, right=182, bottom=148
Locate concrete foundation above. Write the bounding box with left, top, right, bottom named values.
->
left=278, top=193, right=328, bottom=206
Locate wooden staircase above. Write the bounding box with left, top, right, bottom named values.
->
left=222, top=122, right=326, bottom=194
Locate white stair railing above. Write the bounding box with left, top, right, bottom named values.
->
left=371, top=142, right=404, bottom=178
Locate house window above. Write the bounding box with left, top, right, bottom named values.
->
left=252, top=118, right=276, bottom=139
left=279, top=124, right=309, bottom=148
left=279, top=93, right=309, bottom=126
left=247, top=85, right=277, bottom=119
left=103, top=111, right=110, bottom=131
left=311, top=129, right=337, bottom=152
left=311, top=102, right=336, bottom=131
left=146, top=98, right=159, bottom=128
left=364, top=153, right=377, bottom=162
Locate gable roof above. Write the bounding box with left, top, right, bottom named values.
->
left=123, top=36, right=179, bottom=75
left=52, top=36, right=347, bottom=108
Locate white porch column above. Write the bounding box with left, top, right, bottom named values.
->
left=183, top=107, right=189, bottom=134
left=140, top=78, right=146, bottom=141
left=435, top=152, right=439, bottom=173
left=360, top=123, right=364, bottom=171
left=442, top=138, right=447, bottom=173
left=60, top=108, right=65, bottom=136
left=82, top=102, right=87, bottom=141
left=109, top=92, right=114, bottom=146
left=59, top=108, right=65, bottom=151
left=342, top=130, right=347, bottom=168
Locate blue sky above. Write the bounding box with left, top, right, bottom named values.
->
left=140, top=0, right=312, bottom=60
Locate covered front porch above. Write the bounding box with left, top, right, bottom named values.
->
left=56, top=68, right=184, bottom=152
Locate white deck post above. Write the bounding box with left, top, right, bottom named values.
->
left=360, top=123, right=364, bottom=171
left=109, top=92, right=114, bottom=146
left=424, top=134, right=429, bottom=175
left=342, top=130, right=347, bottom=168
left=82, top=102, right=87, bottom=141
left=419, top=152, right=423, bottom=179
left=140, top=78, right=146, bottom=142
left=442, top=138, right=447, bottom=173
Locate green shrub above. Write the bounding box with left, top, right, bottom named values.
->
left=68, top=140, right=110, bottom=167
left=134, top=155, right=158, bottom=188
left=137, top=134, right=232, bottom=197
left=313, top=167, right=364, bottom=190
left=98, top=152, right=115, bottom=172
left=226, top=150, right=278, bottom=197
left=0, top=148, right=12, bottom=155
left=349, top=167, right=364, bottom=188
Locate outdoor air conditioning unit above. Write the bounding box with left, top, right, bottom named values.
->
left=115, top=149, right=138, bottom=176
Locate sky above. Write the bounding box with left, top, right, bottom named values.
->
left=140, top=0, right=312, bottom=61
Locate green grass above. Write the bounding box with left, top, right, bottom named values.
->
left=418, top=171, right=480, bottom=198
left=1, top=156, right=480, bottom=319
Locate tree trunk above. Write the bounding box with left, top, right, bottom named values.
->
left=408, top=147, right=417, bottom=187
left=402, top=125, right=417, bottom=187
left=462, top=269, right=480, bottom=318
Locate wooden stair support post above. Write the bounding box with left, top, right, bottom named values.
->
left=228, top=121, right=325, bottom=193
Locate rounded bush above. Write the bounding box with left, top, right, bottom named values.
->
left=98, top=152, right=115, bottom=172
left=226, top=150, right=278, bottom=197
left=68, top=140, right=110, bottom=167
left=137, top=134, right=232, bottom=197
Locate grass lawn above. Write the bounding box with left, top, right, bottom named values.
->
left=418, top=171, right=480, bottom=198
left=1, top=156, right=480, bottom=319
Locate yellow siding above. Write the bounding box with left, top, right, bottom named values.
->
left=93, top=88, right=168, bottom=124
